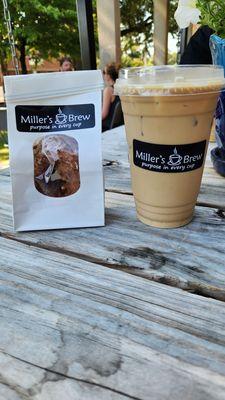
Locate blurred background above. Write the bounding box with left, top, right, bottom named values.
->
left=0, top=0, right=184, bottom=168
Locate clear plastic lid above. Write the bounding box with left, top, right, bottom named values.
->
left=114, top=65, right=225, bottom=96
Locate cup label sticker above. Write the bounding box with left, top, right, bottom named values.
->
left=133, top=139, right=206, bottom=173
left=16, top=104, right=95, bottom=133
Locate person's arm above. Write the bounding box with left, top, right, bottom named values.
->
left=102, top=86, right=114, bottom=120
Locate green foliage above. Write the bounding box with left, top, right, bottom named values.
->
left=0, top=131, right=9, bottom=168
left=0, top=0, right=80, bottom=73
left=0, top=0, right=178, bottom=74
left=120, top=0, right=178, bottom=64
left=168, top=52, right=177, bottom=65
left=0, top=131, right=8, bottom=148
left=0, top=147, right=9, bottom=168
left=120, top=0, right=153, bottom=50
left=196, top=0, right=225, bottom=38
left=169, top=0, right=179, bottom=37
left=121, top=54, right=152, bottom=68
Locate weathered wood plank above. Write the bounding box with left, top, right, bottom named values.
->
left=0, top=352, right=136, bottom=400
left=102, top=126, right=225, bottom=209
left=1, top=236, right=225, bottom=400
left=0, top=352, right=129, bottom=400
left=0, top=174, right=225, bottom=300
left=0, top=127, right=225, bottom=300
left=0, top=167, right=9, bottom=176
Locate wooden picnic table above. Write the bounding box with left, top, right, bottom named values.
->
left=1, top=125, right=225, bottom=400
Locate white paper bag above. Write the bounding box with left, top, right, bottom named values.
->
left=4, top=70, right=105, bottom=231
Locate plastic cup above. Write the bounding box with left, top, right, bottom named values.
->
left=114, top=65, right=225, bottom=228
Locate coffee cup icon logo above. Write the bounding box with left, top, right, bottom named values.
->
left=55, top=108, right=67, bottom=124
left=168, top=147, right=182, bottom=166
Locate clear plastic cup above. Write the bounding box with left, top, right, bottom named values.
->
left=114, top=65, right=225, bottom=228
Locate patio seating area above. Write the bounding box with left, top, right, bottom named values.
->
left=1, top=1, right=225, bottom=399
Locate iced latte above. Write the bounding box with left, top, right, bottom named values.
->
left=114, top=65, right=225, bottom=228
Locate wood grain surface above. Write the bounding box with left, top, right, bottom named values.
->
left=1, top=175, right=225, bottom=300
left=1, top=125, right=225, bottom=399
left=1, top=236, right=225, bottom=400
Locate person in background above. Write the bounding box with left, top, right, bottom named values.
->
left=180, top=26, right=225, bottom=176
left=102, top=62, right=122, bottom=132
left=59, top=57, right=75, bottom=72
left=180, top=26, right=213, bottom=65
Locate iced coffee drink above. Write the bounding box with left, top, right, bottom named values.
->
left=114, top=65, right=225, bottom=228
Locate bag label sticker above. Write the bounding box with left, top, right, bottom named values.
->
left=133, top=139, right=206, bottom=173
left=16, top=104, right=95, bottom=132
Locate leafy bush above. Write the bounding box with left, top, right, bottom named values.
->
left=0, top=131, right=8, bottom=148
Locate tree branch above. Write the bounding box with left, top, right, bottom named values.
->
left=121, top=21, right=153, bottom=36
left=121, top=15, right=153, bottom=36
